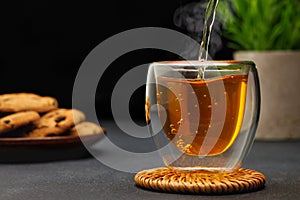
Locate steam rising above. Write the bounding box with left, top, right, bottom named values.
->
left=174, top=1, right=223, bottom=59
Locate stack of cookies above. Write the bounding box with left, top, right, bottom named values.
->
left=0, top=93, right=104, bottom=138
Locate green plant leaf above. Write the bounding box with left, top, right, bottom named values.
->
left=216, top=0, right=300, bottom=50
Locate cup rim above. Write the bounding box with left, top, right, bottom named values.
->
left=152, top=60, right=255, bottom=67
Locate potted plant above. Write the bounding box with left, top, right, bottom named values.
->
left=217, top=0, right=300, bottom=140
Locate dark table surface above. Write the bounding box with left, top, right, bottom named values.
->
left=1, top=121, right=300, bottom=200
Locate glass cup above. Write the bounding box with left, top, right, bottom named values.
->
left=146, top=60, right=260, bottom=172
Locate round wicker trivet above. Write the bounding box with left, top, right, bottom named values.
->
left=134, top=167, right=265, bottom=194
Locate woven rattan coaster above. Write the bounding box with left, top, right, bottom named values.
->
left=134, top=167, right=265, bottom=194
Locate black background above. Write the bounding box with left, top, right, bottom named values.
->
left=0, top=0, right=231, bottom=120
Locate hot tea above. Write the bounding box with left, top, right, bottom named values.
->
left=156, top=74, right=247, bottom=156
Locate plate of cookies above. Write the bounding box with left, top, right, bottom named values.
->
left=0, top=93, right=105, bottom=162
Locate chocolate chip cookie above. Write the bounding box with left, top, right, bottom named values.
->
left=69, top=122, right=105, bottom=136
left=0, top=93, right=58, bottom=113
left=0, top=111, right=40, bottom=135
left=27, top=109, right=86, bottom=137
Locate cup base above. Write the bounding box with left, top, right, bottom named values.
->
left=134, top=167, right=265, bottom=194
left=166, top=166, right=238, bottom=173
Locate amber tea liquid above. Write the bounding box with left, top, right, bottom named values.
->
left=157, top=75, right=247, bottom=156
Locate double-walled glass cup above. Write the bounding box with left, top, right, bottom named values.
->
left=146, top=61, right=260, bottom=172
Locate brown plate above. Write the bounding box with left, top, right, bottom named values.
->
left=0, top=133, right=104, bottom=163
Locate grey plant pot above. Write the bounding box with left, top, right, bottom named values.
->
left=234, top=51, right=300, bottom=140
